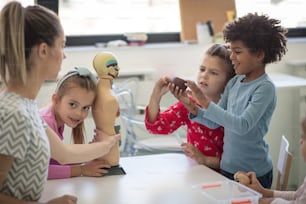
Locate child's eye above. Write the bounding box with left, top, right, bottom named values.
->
left=69, top=103, right=77, bottom=108
left=230, top=49, right=241, bottom=55
left=234, top=51, right=241, bottom=55
left=83, top=106, right=91, bottom=112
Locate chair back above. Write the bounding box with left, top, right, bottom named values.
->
left=276, top=135, right=293, bottom=190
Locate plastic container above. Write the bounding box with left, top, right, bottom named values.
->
left=192, top=180, right=262, bottom=204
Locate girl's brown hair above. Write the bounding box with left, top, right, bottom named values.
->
left=206, top=44, right=235, bottom=81
left=56, top=72, right=97, bottom=144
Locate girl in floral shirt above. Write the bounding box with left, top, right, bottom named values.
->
left=145, top=44, right=235, bottom=170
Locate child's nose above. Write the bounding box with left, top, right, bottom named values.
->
left=230, top=52, right=236, bottom=60
left=75, top=109, right=86, bottom=118
left=201, top=71, right=209, bottom=78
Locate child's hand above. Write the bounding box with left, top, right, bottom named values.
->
left=168, top=82, right=192, bottom=104
left=168, top=80, right=189, bottom=101
left=181, top=142, right=205, bottom=164
left=93, top=129, right=121, bottom=148
left=186, top=80, right=209, bottom=109
left=81, top=160, right=111, bottom=177
left=88, top=132, right=120, bottom=158
left=96, top=133, right=121, bottom=156
left=46, top=195, right=77, bottom=204
left=105, top=133, right=121, bottom=146
left=152, top=76, right=171, bottom=98
left=92, top=128, right=105, bottom=142
left=169, top=81, right=199, bottom=115
left=246, top=172, right=265, bottom=193
left=92, top=129, right=120, bottom=142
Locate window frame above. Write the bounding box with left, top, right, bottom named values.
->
left=66, top=28, right=306, bottom=47
left=66, top=32, right=181, bottom=47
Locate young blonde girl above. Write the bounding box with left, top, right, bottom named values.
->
left=40, top=67, right=111, bottom=179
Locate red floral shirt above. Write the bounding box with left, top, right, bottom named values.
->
left=145, top=101, right=224, bottom=158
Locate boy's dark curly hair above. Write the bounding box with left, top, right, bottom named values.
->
left=223, top=13, right=288, bottom=65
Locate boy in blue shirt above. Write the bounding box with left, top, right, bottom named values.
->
left=170, top=13, right=288, bottom=189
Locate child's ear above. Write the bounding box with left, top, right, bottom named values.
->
left=51, top=93, right=59, bottom=104
left=256, top=50, right=265, bottom=63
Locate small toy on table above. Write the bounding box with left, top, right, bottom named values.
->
left=234, top=171, right=251, bottom=185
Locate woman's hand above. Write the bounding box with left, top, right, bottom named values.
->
left=46, top=195, right=77, bottom=204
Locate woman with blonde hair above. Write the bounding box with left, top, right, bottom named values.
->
left=0, top=2, right=119, bottom=203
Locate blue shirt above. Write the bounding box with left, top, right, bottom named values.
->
left=190, top=74, right=275, bottom=176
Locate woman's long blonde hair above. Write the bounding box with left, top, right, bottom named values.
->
left=0, top=1, right=62, bottom=86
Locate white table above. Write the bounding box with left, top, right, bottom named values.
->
left=39, top=153, right=230, bottom=204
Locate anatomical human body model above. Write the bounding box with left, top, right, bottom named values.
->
left=92, top=51, right=120, bottom=167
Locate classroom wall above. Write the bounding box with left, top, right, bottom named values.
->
left=37, top=39, right=306, bottom=190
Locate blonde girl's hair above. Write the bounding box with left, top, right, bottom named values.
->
left=0, top=1, right=62, bottom=86
left=56, top=68, right=98, bottom=144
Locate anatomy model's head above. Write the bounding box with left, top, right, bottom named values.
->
left=93, top=51, right=120, bottom=79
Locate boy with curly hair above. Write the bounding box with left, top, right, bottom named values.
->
left=171, top=13, right=288, bottom=189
